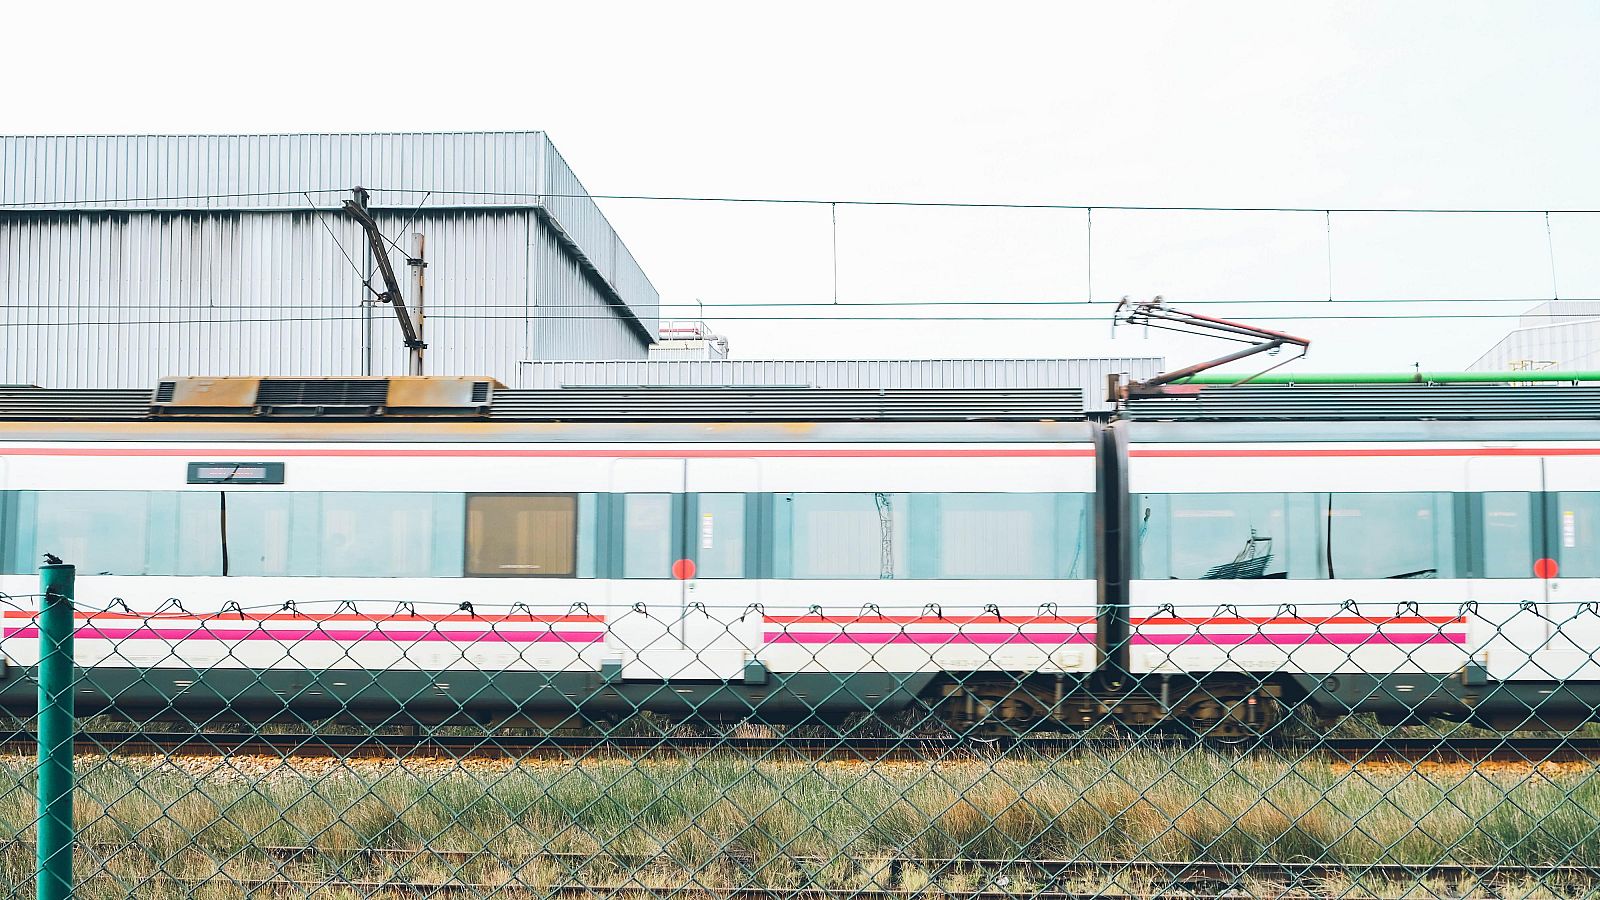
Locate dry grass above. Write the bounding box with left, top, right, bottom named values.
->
left=0, top=745, right=1594, bottom=896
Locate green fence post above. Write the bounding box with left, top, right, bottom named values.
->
left=36, top=562, right=74, bottom=900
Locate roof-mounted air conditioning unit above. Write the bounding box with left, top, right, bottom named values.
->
left=150, top=376, right=502, bottom=418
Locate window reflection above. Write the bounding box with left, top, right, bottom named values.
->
left=31, top=492, right=152, bottom=575
left=695, top=493, right=746, bottom=578
left=933, top=493, right=1065, bottom=579
left=1556, top=493, right=1600, bottom=577
left=1137, top=491, right=1464, bottom=580
left=1326, top=492, right=1454, bottom=580
left=1482, top=492, right=1536, bottom=578
left=777, top=493, right=907, bottom=579
left=622, top=494, right=674, bottom=578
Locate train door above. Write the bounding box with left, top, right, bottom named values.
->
left=681, top=459, right=762, bottom=678
left=1539, top=457, right=1600, bottom=680
left=1466, top=456, right=1550, bottom=681
left=606, top=458, right=692, bottom=679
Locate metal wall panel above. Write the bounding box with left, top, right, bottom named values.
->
left=516, top=358, right=1162, bottom=410
left=528, top=219, right=649, bottom=361
left=0, top=209, right=646, bottom=387
left=0, top=132, right=659, bottom=373
left=2, top=132, right=549, bottom=211
left=1469, top=303, right=1600, bottom=371
left=534, top=138, right=660, bottom=338
left=1471, top=320, right=1600, bottom=371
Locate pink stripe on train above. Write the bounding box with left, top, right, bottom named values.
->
left=1131, top=632, right=1465, bottom=647
left=764, top=631, right=1095, bottom=646
left=5, top=627, right=606, bottom=644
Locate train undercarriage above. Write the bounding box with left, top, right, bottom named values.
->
left=935, top=674, right=1291, bottom=740
left=7, top=660, right=1599, bottom=740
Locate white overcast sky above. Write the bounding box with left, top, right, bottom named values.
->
left=9, top=1, right=1600, bottom=372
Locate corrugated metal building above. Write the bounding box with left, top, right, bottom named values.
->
left=0, top=132, right=660, bottom=387
left=518, top=358, right=1164, bottom=411
left=1469, top=302, right=1600, bottom=372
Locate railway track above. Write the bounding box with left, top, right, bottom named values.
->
left=254, top=844, right=1600, bottom=883
left=5, top=730, right=1600, bottom=763
left=53, top=843, right=1600, bottom=899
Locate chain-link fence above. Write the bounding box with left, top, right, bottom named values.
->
left=6, top=565, right=1600, bottom=899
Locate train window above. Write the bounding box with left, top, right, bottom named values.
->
left=466, top=494, right=577, bottom=577
left=320, top=493, right=463, bottom=578
left=224, top=493, right=304, bottom=576
left=575, top=493, right=600, bottom=578
left=921, top=493, right=1068, bottom=579
left=1134, top=494, right=1167, bottom=578
left=155, top=492, right=225, bottom=576
left=777, top=493, right=908, bottom=579
left=1136, top=493, right=1306, bottom=580
left=0, top=492, right=16, bottom=574
left=1325, top=492, right=1456, bottom=580
left=1481, top=492, right=1536, bottom=578
left=26, top=492, right=153, bottom=575
left=1136, top=492, right=1463, bottom=580
left=622, top=494, right=675, bottom=578
left=695, top=493, right=746, bottom=578
left=1554, top=493, right=1600, bottom=578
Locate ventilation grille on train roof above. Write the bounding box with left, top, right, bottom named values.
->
left=1124, top=383, right=1600, bottom=421
left=487, top=387, right=1086, bottom=422
left=0, top=387, right=151, bottom=420
left=254, top=379, right=389, bottom=408
left=150, top=377, right=502, bottom=418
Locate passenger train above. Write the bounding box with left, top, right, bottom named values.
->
left=0, top=375, right=1597, bottom=738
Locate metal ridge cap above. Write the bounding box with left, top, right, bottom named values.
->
left=1, top=130, right=547, bottom=139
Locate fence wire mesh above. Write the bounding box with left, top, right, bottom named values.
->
left=3, top=589, right=1600, bottom=899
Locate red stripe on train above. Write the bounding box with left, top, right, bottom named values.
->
left=1131, top=447, right=1600, bottom=458
left=0, top=447, right=1093, bottom=459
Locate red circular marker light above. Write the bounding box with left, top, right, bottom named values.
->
left=672, top=558, right=697, bottom=580
left=1534, top=558, right=1559, bottom=579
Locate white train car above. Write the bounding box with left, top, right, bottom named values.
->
left=5, top=377, right=1599, bottom=737
left=0, top=377, right=1097, bottom=728
left=1119, top=385, right=1600, bottom=731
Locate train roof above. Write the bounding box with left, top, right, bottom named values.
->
left=1122, top=383, right=1600, bottom=422
left=0, top=378, right=1087, bottom=424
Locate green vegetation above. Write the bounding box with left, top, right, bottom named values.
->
left=0, top=745, right=1594, bottom=897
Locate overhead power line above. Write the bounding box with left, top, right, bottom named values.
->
left=5, top=186, right=1600, bottom=216
left=2, top=297, right=1594, bottom=311
left=373, top=188, right=1600, bottom=216
left=11, top=308, right=1600, bottom=328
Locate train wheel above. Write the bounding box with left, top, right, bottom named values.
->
left=1176, top=682, right=1284, bottom=742
left=942, top=681, right=1053, bottom=738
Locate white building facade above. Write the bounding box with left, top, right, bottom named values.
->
left=0, top=132, right=660, bottom=388
left=1469, top=302, right=1600, bottom=372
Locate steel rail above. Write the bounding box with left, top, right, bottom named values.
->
left=255, top=844, right=1600, bottom=881
left=61, top=847, right=1600, bottom=899
left=18, top=730, right=1600, bottom=763
left=82, top=878, right=1168, bottom=900
left=25, top=839, right=1600, bottom=897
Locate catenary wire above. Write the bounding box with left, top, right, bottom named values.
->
left=368, top=188, right=1600, bottom=216
left=9, top=186, right=1598, bottom=323
left=369, top=190, right=434, bottom=272
left=3, top=298, right=1594, bottom=310
left=7, top=185, right=1600, bottom=215
left=10, top=310, right=1600, bottom=327
left=300, top=193, right=374, bottom=297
